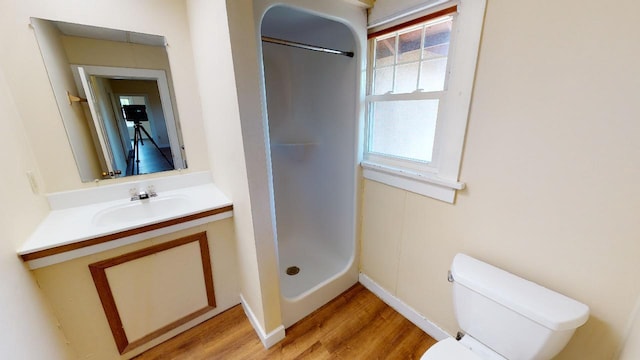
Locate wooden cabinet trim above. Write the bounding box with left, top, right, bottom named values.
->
left=88, top=232, right=217, bottom=354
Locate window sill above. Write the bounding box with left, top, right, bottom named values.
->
left=361, top=161, right=465, bottom=203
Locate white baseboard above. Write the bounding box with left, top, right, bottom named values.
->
left=240, top=294, right=286, bottom=349
left=359, top=273, right=450, bottom=341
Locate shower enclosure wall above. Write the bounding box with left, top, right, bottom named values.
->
left=260, top=4, right=363, bottom=327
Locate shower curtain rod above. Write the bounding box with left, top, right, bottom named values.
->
left=261, top=36, right=354, bottom=58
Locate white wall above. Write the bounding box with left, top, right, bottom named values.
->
left=0, top=56, right=75, bottom=360
left=360, top=0, right=640, bottom=359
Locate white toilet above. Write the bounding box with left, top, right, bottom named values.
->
left=422, top=253, right=589, bottom=360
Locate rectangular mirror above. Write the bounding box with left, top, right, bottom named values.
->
left=31, top=18, right=187, bottom=182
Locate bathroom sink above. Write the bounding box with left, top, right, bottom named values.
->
left=92, top=195, right=190, bottom=227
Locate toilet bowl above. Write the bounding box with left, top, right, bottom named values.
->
left=421, top=253, right=589, bottom=360
left=423, top=333, right=510, bottom=360
left=421, top=338, right=482, bottom=360
left=422, top=336, right=508, bottom=360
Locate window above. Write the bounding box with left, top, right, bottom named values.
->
left=362, top=1, right=487, bottom=203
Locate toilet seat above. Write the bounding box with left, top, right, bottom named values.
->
left=421, top=338, right=483, bottom=360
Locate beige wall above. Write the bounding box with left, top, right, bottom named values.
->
left=1, top=0, right=209, bottom=193
left=31, top=18, right=104, bottom=182
left=186, top=0, right=282, bottom=336
left=62, top=36, right=171, bottom=70
left=0, top=56, right=75, bottom=359
left=619, top=296, right=640, bottom=359
left=13, top=0, right=640, bottom=359
left=360, top=0, right=640, bottom=359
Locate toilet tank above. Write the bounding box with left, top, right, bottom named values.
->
left=450, top=254, right=589, bottom=360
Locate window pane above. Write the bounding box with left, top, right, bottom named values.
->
left=419, top=58, right=448, bottom=92
left=423, top=19, right=452, bottom=59
left=369, top=100, right=439, bottom=162
left=375, top=36, right=396, bottom=67
left=425, top=42, right=450, bottom=60
left=419, top=18, right=452, bottom=91
left=373, top=67, right=394, bottom=95
left=395, top=62, right=419, bottom=93
left=398, top=28, right=422, bottom=63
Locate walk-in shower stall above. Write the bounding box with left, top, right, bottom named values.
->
left=260, top=4, right=363, bottom=326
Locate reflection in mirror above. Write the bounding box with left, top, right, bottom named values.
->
left=31, top=18, right=187, bottom=182
left=72, top=65, right=183, bottom=177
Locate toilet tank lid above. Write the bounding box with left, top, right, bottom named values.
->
left=451, top=253, right=590, bottom=331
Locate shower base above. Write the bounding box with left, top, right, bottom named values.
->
left=278, top=237, right=351, bottom=299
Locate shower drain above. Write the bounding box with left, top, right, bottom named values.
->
left=286, top=266, right=300, bottom=276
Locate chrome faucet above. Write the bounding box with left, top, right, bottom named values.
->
left=130, top=185, right=157, bottom=201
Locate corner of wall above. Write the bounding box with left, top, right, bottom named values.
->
left=0, top=48, right=77, bottom=360
left=359, top=272, right=450, bottom=341
left=240, top=294, right=285, bottom=348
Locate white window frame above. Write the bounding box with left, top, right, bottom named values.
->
left=362, top=0, right=486, bottom=203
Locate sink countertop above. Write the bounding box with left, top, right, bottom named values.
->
left=18, top=179, right=232, bottom=269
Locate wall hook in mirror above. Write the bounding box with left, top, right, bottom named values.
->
left=67, top=91, right=87, bottom=105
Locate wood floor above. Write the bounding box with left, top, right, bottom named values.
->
left=134, top=283, right=436, bottom=359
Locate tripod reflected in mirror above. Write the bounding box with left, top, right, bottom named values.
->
left=122, top=105, right=174, bottom=175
